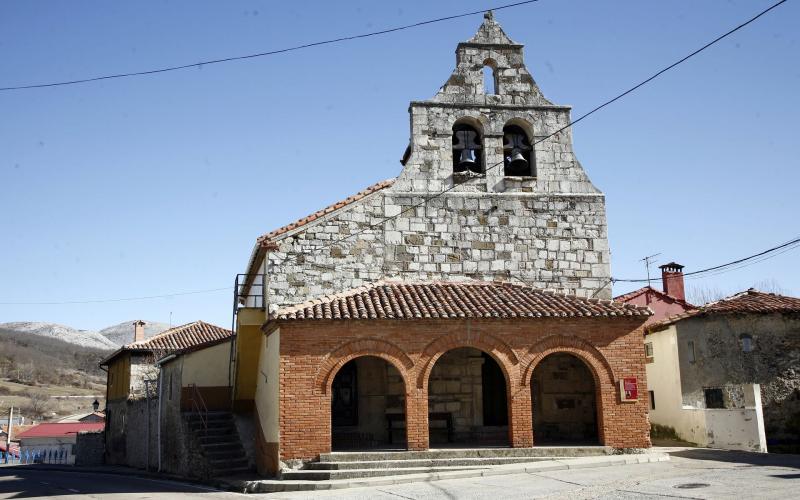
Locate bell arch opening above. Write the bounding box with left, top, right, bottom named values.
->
left=452, top=121, right=483, bottom=175
left=331, top=356, right=406, bottom=450
left=427, top=347, right=509, bottom=447
left=531, top=353, right=599, bottom=445
left=503, top=123, right=534, bottom=176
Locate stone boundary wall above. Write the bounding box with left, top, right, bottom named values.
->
left=75, top=431, right=104, bottom=466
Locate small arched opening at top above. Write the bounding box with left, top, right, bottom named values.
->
left=452, top=118, right=483, bottom=175
left=503, top=121, right=535, bottom=177
left=482, top=59, right=498, bottom=95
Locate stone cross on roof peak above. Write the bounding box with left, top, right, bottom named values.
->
left=464, top=10, right=519, bottom=46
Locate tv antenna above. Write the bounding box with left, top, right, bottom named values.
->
left=640, top=253, right=661, bottom=288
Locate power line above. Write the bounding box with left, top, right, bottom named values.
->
left=262, top=0, right=789, bottom=266
left=612, top=236, right=800, bottom=284
left=0, top=287, right=230, bottom=306
left=0, top=1, right=542, bottom=92
left=2, top=1, right=790, bottom=306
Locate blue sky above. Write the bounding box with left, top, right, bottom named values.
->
left=1, top=0, right=798, bottom=330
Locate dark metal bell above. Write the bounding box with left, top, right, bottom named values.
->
left=507, top=149, right=528, bottom=174
left=458, top=149, right=477, bottom=170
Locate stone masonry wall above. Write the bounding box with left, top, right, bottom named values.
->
left=677, top=313, right=800, bottom=449
left=75, top=431, right=104, bottom=466
left=257, top=13, right=611, bottom=311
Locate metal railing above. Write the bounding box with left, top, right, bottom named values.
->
left=229, top=273, right=268, bottom=390
left=187, top=383, right=208, bottom=434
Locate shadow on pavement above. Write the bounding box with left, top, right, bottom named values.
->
left=0, top=466, right=223, bottom=498
left=670, top=448, right=800, bottom=469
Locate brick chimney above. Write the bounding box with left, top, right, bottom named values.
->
left=133, top=320, right=146, bottom=343
left=659, top=262, right=686, bottom=301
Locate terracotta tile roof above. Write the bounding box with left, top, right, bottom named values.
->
left=270, top=281, right=652, bottom=322
left=648, top=289, right=800, bottom=332
left=256, top=178, right=395, bottom=249
left=16, top=422, right=105, bottom=439
left=125, top=320, right=232, bottom=352
left=614, top=286, right=697, bottom=308
left=2, top=424, right=35, bottom=437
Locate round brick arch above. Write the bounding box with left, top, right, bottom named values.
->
left=416, top=331, right=519, bottom=390
left=520, top=335, right=615, bottom=388
left=315, top=338, right=415, bottom=396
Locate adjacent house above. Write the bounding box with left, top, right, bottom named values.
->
left=644, top=289, right=800, bottom=452
left=615, top=263, right=697, bottom=325
left=15, top=422, right=105, bottom=465
left=155, top=333, right=250, bottom=477
left=100, top=320, right=232, bottom=467
left=230, top=12, right=654, bottom=477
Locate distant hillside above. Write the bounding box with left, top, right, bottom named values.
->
left=0, top=322, right=117, bottom=350
left=99, top=320, right=170, bottom=346
left=0, top=320, right=171, bottom=350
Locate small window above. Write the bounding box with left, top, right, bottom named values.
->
left=704, top=388, right=724, bottom=409
left=649, top=390, right=656, bottom=410
left=644, top=342, right=654, bottom=362
left=687, top=341, right=696, bottom=363
left=483, top=65, right=496, bottom=94
left=741, top=334, right=754, bottom=353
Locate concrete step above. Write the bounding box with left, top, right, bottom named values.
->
left=318, top=446, right=611, bottom=462
left=308, top=456, right=554, bottom=470
left=204, top=448, right=246, bottom=461
left=213, top=465, right=254, bottom=476
left=208, top=457, right=249, bottom=468
left=220, top=453, right=670, bottom=494
left=193, top=427, right=237, bottom=438
left=282, top=465, right=492, bottom=480
left=199, top=441, right=244, bottom=450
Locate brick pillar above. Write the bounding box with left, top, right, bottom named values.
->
left=405, top=389, right=429, bottom=450
left=509, top=389, right=533, bottom=447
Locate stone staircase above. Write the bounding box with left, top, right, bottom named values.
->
left=281, top=446, right=612, bottom=480
left=186, top=411, right=253, bottom=477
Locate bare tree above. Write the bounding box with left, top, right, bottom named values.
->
left=687, top=279, right=787, bottom=306
left=687, top=285, right=727, bottom=306
left=23, top=390, right=51, bottom=417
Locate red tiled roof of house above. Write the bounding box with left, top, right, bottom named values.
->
left=256, top=178, right=395, bottom=249
left=648, top=288, right=800, bottom=332
left=2, top=424, right=35, bottom=437
left=614, top=286, right=697, bottom=308
left=125, top=320, right=232, bottom=352
left=15, top=422, right=104, bottom=439
left=100, top=320, right=232, bottom=366
left=270, top=281, right=652, bottom=322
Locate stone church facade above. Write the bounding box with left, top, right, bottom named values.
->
left=242, top=12, right=610, bottom=312
left=233, top=13, right=652, bottom=476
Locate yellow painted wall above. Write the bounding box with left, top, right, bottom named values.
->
left=181, top=341, right=232, bottom=387
left=106, top=353, right=131, bottom=402
left=255, top=328, right=280, bottom=442
left=234, top=308, right=265, bottom=404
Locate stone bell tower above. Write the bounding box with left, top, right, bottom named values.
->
left=394, top=11, right=601, bottom=197
left=384, top=11, right=612, bottom=298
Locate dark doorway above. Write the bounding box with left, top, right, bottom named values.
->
left=428, top=347, right=509, bottom=446
left=482, top=352, right=508, bottom=426
left=332, top=361, right=358, bottom=427
left=331, top=356, right=406, bottom=450
left=531, top=353, right=599, bottom=444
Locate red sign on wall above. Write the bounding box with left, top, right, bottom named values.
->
left=620, top=377, right=638, bottom=402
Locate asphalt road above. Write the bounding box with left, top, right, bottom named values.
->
left=0, top=467, right=241, bottom=499
left=1, top=449, right=799, bottom=499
